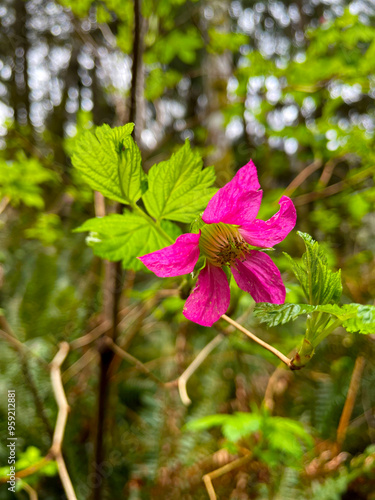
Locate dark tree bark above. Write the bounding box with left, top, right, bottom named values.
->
left=91, top=2, right=145, bottom=499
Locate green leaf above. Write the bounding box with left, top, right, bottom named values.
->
left=184, top=414, right=230, bottom=432
left=340, top=304, right=375, bottom=334
left=119, top=136, right=147, bottom=203
left=285, top=232, right=342, bottom=305
left=185, top=411, right=312, bottom=457
left=265, top=417, right=314, bottom=461
left=254, top=303, right=317, bottom=327
left=74, top=212, right=171, bottom=271
left=143, top=140, right=217, bottom=223
left=185, top=412, right=261, bottom=442
left=72, top=123, right=136, bottom=204
left=255, top=302, right=375, bottom=335
left=221, top=413, right=261, bottom=442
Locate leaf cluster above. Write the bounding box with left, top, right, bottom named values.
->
left=72, top=124, right=217, bottom=270
left=284, top=232, right=342, bottom=306
left=185, top=409, right=314, bottom=466
left=255, top=232, right=375, bottom=341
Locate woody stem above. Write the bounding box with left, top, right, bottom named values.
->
left=221, top=314, right=293, bottom=369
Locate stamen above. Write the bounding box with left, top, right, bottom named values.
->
left=199, top=223, right=248, bottom=267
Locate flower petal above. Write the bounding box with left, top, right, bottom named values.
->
left=239, top=196, right=296, bottom=248
left=138, top=232, right=200, bottom=277
left=231, top=251, right=285, bottom=304
left=202, top=160, right=262, bottom=225
left=183, top=264, right=230, bottom=326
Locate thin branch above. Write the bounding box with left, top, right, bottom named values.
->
left=263, top=363, right=292, bottom=413
left=318, top=156, right=343, bottom=187
left=19, top=480, right=38, bottom=500
left=333, top=356, right=365, bottom=455
left=293, top=164, right=375, bottom=206
left=0, top=327, right=48, bottom=367
left=283, top=159, right=323, bottom=198
left=178, top=334, right=225, bottom=406
left=105, top=338, right=170, bottom=387
left=0, top=196, right=10, bottom=215
left=203, top=452, right=252, bottom=500
left=221, top=314, right=292, bottom=368
left=50, top=342, right=77, bottom=500
left=70, top=320, right=111, bottom=350
left=62, top=348, right=98, bottom=382
left=0, top=455, right=52, bottom=483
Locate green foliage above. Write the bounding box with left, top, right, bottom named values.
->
left=73, top=133, right=216, bottom=269
left=285, top=232, right=342, bottom=306
left=340, top=304, right=375, bottom=334
left=0, top=154, right=56, bottom=209
left=255, top=302, right=375, bottom=335
left=254, top=303, right=317, bottom=327
left=145, top=68, right=182, bottom=100
left=74, top=213, right=171, bottom=271
left=3, top=1, right=375, bottom=498
left=261, top=416, right=314, bottom=464
left=143, top=140, right=217, bottom=223
left=144, top=27, right=203, bottom=64
left=185, top=412, right=261, bottom=442
left=208, top=29, right=247, bottom=54
left=25, top=213, right=64, bottom=246
left=186, top=410, right=313, bottom=466
left=71, top=123, right=136, bottom=204
left=0, top=446, right=57, bottom=481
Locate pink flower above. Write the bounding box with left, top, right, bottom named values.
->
left=139, top=161, right=297, bottom=327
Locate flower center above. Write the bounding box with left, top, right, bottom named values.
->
left=199, top=223, right=248, bottom=267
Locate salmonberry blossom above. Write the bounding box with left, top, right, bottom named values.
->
left=138, top=161, right=297, bottom=327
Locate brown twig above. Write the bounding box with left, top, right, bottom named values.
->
left=50, top=342, right=77, bottom=500
left=0, top=343, right=76, bottom=494
left=0, top=455, right=52, bottom=483
left=0, top=196, right=10, bottom=215
left=283, top=159, right=323, bottom=198
left=293, top=165, right=375, bottom=206
left=105, top=337, right=168, bottom=387
left=221, top=314, right=292, bottom=368
left=203, top=452, right=252, bottom=500
left=62, top=347, right=98, bottom=382
left=0, top=323, right=49, bottom=367
left=318, top=156, right=344, bottom=187
left=18, top=480, right=38, bottom=500
left=333, top=356, right=365, bottom=455
left=178, top=334, right=225, bottom=405
left=263, top=364, right=292, bottom=413
left=69, top=320, right=111, bottom=350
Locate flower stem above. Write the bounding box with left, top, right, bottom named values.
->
left=221, top=314, right=293, bottom=369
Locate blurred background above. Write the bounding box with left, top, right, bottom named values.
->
left=0, top=0, right=375, bottom=498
